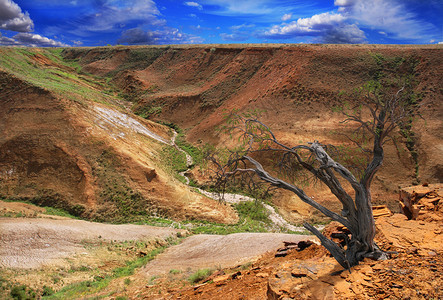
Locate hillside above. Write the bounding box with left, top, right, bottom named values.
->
left=63, top=44, right=442, bottom=222
left=0, top=47, right=237, bottom=224
left=0, top=44, right=441, bottom=300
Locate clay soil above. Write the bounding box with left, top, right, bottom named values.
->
left=130, top=214, right=442, bottom=300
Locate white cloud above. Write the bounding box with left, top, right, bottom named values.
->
left=0, top=0, right=34, bottom=32
left=0, top=32, right=19, bottom=45
left=263, top=12, right=345, bottom=37
left=117, top=27, right=203, bottom=45
left=335, top=0, right=437, bottom=42
left=334, top=0, right=355, bottom=7
left=220, top=32, right=248, bottom=41
left=201, top=0, right=273, bottom=15
left=12, top=33, right=68, bottom=47
left=281, top=13, right=292, bottom=21
left=220, top=23, right=254, bottom=42
left=230, top=24, right=254, bottom=31
left=199, top=0, right=311, bottom=19
left=0, top=32, right=68, bottom=47
left=261, top=12, right=366, bottom=44
left=185, top=1, right=203, bottom=10
left=73, top=0, right=162, bottom=33
left=59, top=0, right=202, bottom=45
left=322, top=23, right=366, bottom=44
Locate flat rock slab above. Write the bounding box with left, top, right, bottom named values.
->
left=143, top=233, right=316, bottom=277
left=0, top=217, right=184, bottom=269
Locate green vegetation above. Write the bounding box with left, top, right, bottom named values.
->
left=0, top=193, right=84, bottom=219
left=174, top=130, right=204, bottom=167
left=43, top=206, right=78, bottom=219
left=44, top=238, right=179, bottom=300
left=343, top=53, right=422, bottom=183
left=105, top=48, right=167, bottom=77
left=187, top=269, right=213, bottom=284
left=0, top=48, right=119, bottom=106
left=92, top=148, right=152, bottom=223
left=161, top=146, right=188, bottom=174
left=137, top=105, right=163, bottom=118
left=187, top=202, right=272, bottom=235
left=10, top=284, right=37, bottom=300
left=235, top=201, right=270, bottom=223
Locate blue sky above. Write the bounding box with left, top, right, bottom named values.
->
left=0, top=0, right=442, bottom=47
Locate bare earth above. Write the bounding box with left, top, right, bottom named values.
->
left=0, top=215, right=314, bottom=277
left=143, top=233, right=316, bottom=277
left=0, top=217, right=185, bottom=269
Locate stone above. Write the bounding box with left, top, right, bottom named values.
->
left=290, top=269, right=308, bottom=278
left=255, top=272, right=269, bottom=278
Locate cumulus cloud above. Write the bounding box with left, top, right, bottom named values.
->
left=0, top=0, right=69, bottom=47
left=261, top=12, right=367, bottom=43
left=322, top=23, right=366, bottom=44
left=12, top=33, right=68, bottom=47
left=263, top=13, right=343, bottom=37
left=117, top=28, right=156, bottom=44
left=281, top=13, right=292, bottom=21
left=0, top=0, right=34, bottom=32
left=0, top=32, right=19, bottom=45
left=0, top=32, right=68, bottom=47
left=334, top=0, right=355, bottom=6
left=117, top=27, right=202, bottom=45
left=185, top=1, right=203, bottom=10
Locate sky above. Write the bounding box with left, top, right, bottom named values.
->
left=0, top=0, right=442, bottom=47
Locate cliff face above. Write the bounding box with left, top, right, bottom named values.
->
left=65, top=45, right=442, bottom=188
left=1, top=45, right=441, bottom=224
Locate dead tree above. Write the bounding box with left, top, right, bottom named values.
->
left=209, top=77, right=420, bottom=268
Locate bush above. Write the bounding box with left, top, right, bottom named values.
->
left=41, top=285, right=54, bottom=296
left=235, top=201, right=270, bottom=223
left=10, top=285, right=36, bottom=300
left=188, top=269, right=213, bottom=283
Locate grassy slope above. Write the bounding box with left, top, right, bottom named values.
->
left=0, top=47, right=121, bottom=107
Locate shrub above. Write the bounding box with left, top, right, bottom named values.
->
left=188, top=269, right=213, bottom=283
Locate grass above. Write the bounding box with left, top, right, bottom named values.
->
left=43, top=238, right=180, bottom=300
left=182, top=201, right=274, bottom=235
left=131, top=199, right=277, bottom=235
left=188, top=269, right=213, bottom=284
left=0, top=194, right=82, bottom=219
left=91, top=148, right=153, bottom=223
left=160, top=146, right=188, bottom=174
left=43, top=206, right=78, bottom=219
left=0, top=47, right=121, bottom=107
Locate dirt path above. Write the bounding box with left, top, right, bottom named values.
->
left=143, top=233, right=316, bottom=277
left=0, top=217, right=184, bottom=269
